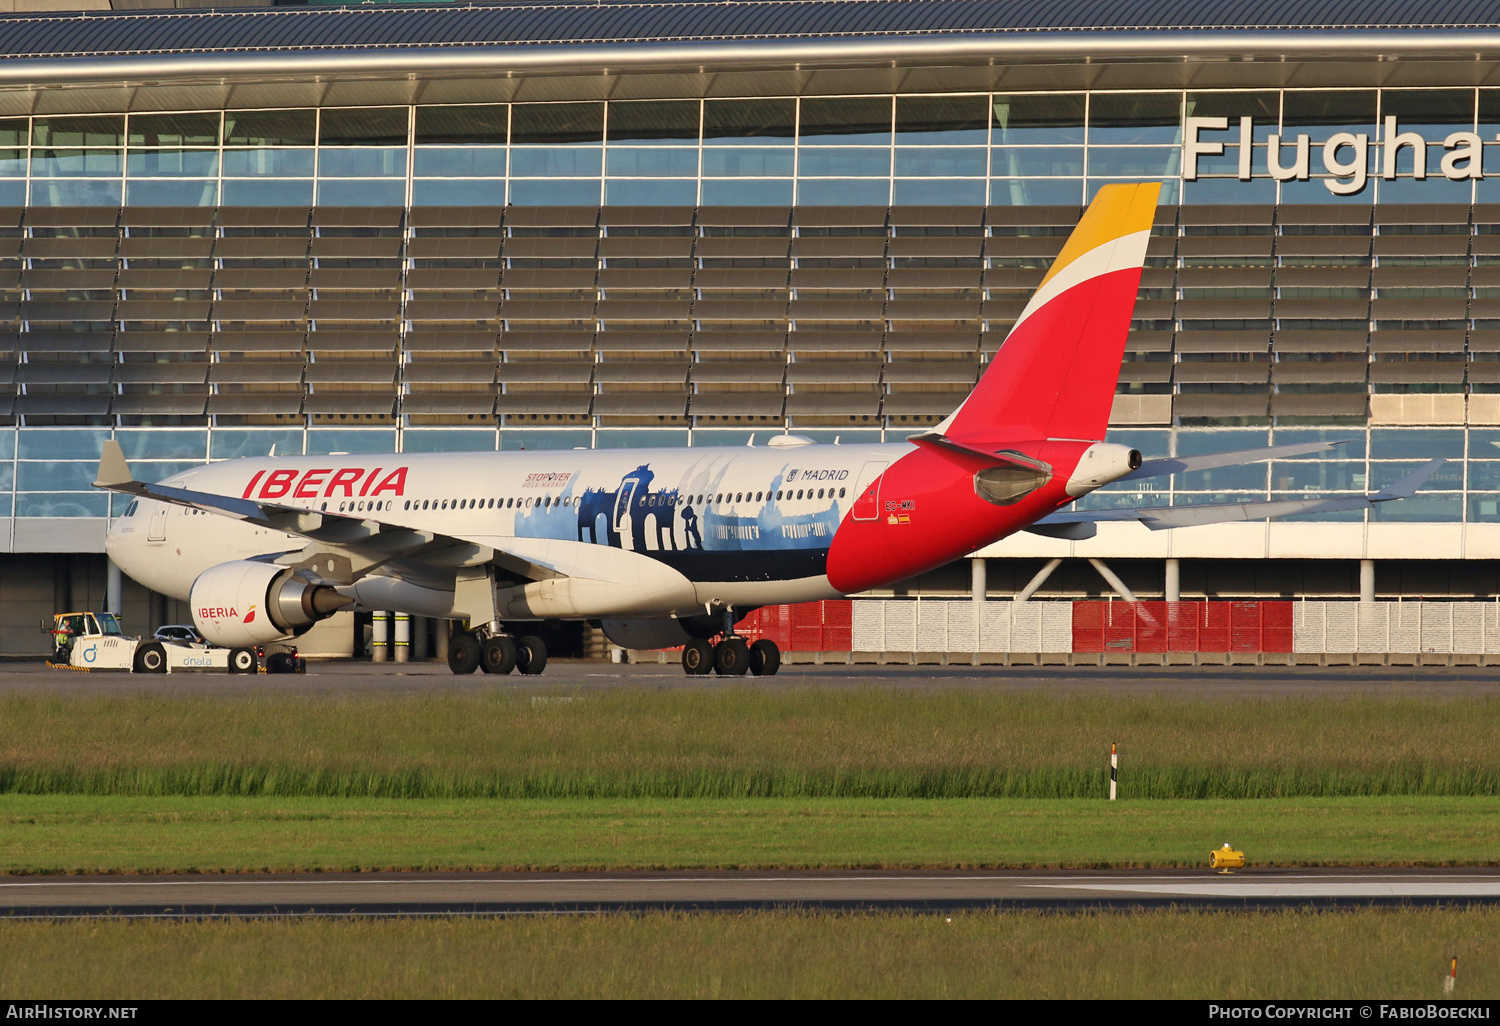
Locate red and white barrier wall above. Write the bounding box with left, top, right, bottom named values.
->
left=735, top=600, right=1500, bottom=656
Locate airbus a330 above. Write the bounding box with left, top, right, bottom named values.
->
left=98, top=184, right=1439, bottom=676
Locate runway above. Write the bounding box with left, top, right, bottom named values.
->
left=7, top=869, right=1500, bottom=918
left=2, top=659, right=1499, bottom=698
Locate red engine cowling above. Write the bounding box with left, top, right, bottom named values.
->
left=190, top=560, right=350, bottom=648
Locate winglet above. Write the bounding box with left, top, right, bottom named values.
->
left=1373, top=458, right=1446, bottom=502
left=93, top=440, right=137, bottom=491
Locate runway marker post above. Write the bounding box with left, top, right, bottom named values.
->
left=1110, top=742, right=1118, bottom=800
left=1445, top=956, right=1457, bottom=996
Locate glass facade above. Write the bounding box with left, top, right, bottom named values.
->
left=9, top=90, right=1500, bottom=209
left=4, top=88, right=1500, bottom=523
left=0, top=424, right=1484, bottom=522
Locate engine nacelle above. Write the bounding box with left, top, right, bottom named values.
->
left=601, top=612, right=738, bottom=650
left=1064, top=442, right=1143, bottom=498
left=190, top=560, right=350, bottom=648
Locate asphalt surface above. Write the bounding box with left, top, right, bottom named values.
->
left=1, top=658, right=1499, bottom=697
left=6, top=869, right=1500, bottom=918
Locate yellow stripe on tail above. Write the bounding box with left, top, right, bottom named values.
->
left=1039, top=182, right=1161, bottom=288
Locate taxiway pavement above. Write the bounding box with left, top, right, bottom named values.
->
left=5, top=869, right=1500, bottom=918
left=1, top=659, right=1498, bottom=698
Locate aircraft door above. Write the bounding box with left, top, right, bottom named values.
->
left=147, top=505, right=168, bottom=542
left=612, top=478, right=640, bottom=547
left=851, top=461, right=888, bottom=522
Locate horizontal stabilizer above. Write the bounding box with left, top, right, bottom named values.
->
left=907, top=431, right=1049, bottom=471
left=1373, top=458, right=1445, bottom=501
left=1024, top=521, right=1098, bottom=541
left=1122, top=440, right=1347, bottom=481
left=1037, top=459, right=1445, bottom=532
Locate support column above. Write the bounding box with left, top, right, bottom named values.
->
left=1165, top=558, right=1181, bottom=603
left=1016, top=558, right=1062, bottom=603
left=434, top=620, right=450, bottom=662
left=106, top=560, right=122, bottom=616
left=394, top=612, right=410, bottom=663
left=412, top=616, right=430, bottom=661
left=1088, top=558, right=1138, bottom=603
left=1359, top=559, right=1376, bottom=604
left=372, top=611, right=389, bottom=662
left=971, top=557, right=986, bottom=651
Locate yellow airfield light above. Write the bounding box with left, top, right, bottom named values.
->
left=1210, top=842, right=1246, bottom=873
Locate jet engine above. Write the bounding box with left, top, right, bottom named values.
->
left=601, top=612, right=736, bottom=650
left=190, top=560, right=351, bottom=648
left=1064, top=442, right=1143, bottom=497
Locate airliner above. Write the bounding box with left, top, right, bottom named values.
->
left=97, top=183, right=1439, bottom=676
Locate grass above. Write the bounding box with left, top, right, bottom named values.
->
left=2, top=795, right=1497, bottom=873
left=2, top=689, right=1499, bottom=799
left=1, top=907, right=1495, bottom=999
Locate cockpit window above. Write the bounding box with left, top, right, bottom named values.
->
left=124, top=500, right=139, bottom=517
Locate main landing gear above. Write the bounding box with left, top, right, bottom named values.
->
left=681, top=608, right=780, bottom=677
left=449, top=628, right=548, bottom=676
left=681, top=636, right=781, bottom=676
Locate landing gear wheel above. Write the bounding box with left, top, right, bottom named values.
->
left=266, top=651, right=295, bottom=674
left=748, top=639, right=781, bottom=677
left=681, top=638, right=714, bottom=675
left=516, top=635, right=548, bottom=675
left=228, top=647, right=258, bottom=674
left=480, top=635, right=517, bottom=675
left=448, top=633, right=481, bottom=675
left=714, top=636, right=749, bottom=676
left=133, top=642, right=166, bottom=674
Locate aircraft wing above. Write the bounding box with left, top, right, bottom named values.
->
left=93, top=441, right=518, bottom=586
left=1030, top=459, right=1444, bottom=535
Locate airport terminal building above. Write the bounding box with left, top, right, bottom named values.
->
left=6, top=0, right=1500, bottom=656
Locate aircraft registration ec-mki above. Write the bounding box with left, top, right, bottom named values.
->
left=96, top=184, right=1442, bottom=677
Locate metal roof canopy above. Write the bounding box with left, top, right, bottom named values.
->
left=6, top=1, right=1500, bottom=113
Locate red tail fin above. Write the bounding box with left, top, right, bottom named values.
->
left=939, top=183, right=1160, bottom=442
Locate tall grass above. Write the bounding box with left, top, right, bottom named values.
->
left=2, top=689, right=1496, bottom=799
left=2, top=907, right=1496, bottom=999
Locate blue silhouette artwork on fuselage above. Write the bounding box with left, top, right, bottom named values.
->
left=680, top=502, right=702, bottom=550
left=519, top=464, right=678, bottom=552
left=700, top=471, right=841, bottom=552
left=517, top=464, right=841, bottom=555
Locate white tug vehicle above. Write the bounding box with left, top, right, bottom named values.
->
left=43, top=611, right=299, bottom=673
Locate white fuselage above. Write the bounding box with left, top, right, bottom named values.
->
left=106, top=440, right=914, bottom=620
